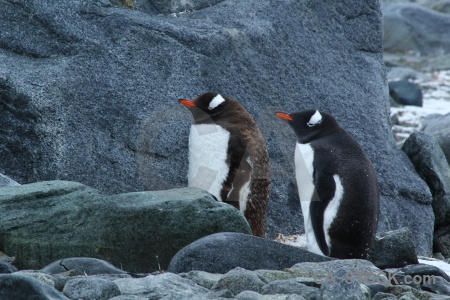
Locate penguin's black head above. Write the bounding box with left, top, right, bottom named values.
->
left=275, top=109, right=339, bottom=143
left=179, top=92, right=228, bottom=124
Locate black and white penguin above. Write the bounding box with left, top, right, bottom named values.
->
left=179, top=92, right=270, bottom=237
left=275, top=109, right=380, bottom=259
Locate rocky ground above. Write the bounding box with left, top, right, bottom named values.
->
left=1, top=0, right=450, bottom=299
left=0, top=229, right=447, bottom=300
left=0, top=179, right=448, bottom=299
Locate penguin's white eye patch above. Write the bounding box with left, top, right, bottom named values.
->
left=307, top=110, right=322, bottom=127
left=208, top=94, right=225, bottom=110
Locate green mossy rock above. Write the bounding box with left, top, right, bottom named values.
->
left=0, top=181, right=250, bottom=272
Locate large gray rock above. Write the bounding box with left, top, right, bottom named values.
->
left=434, top=225, right=450, bottom=258
left=422, top=113, right=450, bottom=165
left=402, top=132, right=450, bottom=229
left=0, top=181, right=250, bottom=272
left=0, top=0, right=433, bottom=253
left=383, top=3, right=450, bottom=55
left=388, top=80, right=423, bottom=107
left=167, top=232, right=333, bottom=274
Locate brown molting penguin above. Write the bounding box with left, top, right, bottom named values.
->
left=179, top=92, right=270, bottom=237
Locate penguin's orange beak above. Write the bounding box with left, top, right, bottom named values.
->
left=275, top=112, right=293, bottom=121
left=179, top=99, right=196, bottom=107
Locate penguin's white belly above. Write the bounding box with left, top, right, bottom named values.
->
left=187, top=124, right=230, bottom=201
left=295, top=143, right=322, bottom=255
left=295, top=143, right=345, bottom=256
left=295, top=143, right=324, bottom=255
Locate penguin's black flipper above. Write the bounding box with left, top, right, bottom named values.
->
left=310, top=169, right=336, bottom=256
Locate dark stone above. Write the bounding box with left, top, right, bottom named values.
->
left=367, top=283, right=388, bottom=297
left=0, top=181, right=250, bottom=273
left=0, top=0, right=434, bottom=254
left=369, top=227, right=419, bottom=269
left=383, top=3, right=450, bottom=55
left=167, top=232, right=333, bottom=274
left=0, top=274, right=69, bottom=299
left=402, top=132, right=450, bottom=228
left=422, top=113, right=450, bottom=165
left=388, top=80, right=423, bottom=107
left=41, top=257, right=127, bottom=275
left=0, top=261, right=18, bottom=274
left=434, top=225, right=450, bottom=257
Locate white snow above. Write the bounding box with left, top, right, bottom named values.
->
left=418, top=257, right=450, bottom=277
left=391, top=70, right=450, bottom=143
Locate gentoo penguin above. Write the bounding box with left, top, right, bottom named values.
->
left=179, top=92, right=270, bottom=237
left=275, top=109, right=379, bottom=259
